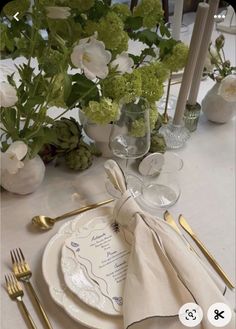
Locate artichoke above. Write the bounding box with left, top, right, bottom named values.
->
left=39, top=144, right=57, bottom=164
left=65, top=147, right=93, bottom=171
left=150, top=133, right=167, bottom=153
left=52, top=117, right=82, bottom=151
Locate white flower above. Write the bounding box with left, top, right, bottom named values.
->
left=71, top=37, right=112, bottom=80
left=0, top=82, right=18, bottom=107
left=46, top=6, right=71, bottom=19
left=1, top=141, right=28, bottom=175
left=111, top=52, right=134, bottom=74
left=218, top=75, right=236, bottom=102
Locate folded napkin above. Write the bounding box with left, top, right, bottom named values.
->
left=104, top=160, right=235, bottom=329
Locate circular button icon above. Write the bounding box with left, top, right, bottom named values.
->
left=207, top=303, right=232, bottom=327
left=178, top=303, right=203, bottom=327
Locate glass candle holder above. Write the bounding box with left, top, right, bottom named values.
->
left=184, top=102, right=201, bottom=132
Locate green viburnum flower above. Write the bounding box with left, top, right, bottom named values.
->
left=134, top=0, right=163, bottom=28
left=130, top=118, right=147, bottom=138
left=163, top=42, right=189, bottom=72
left=111, top=3, right=131, bottom=22
left=103, top=70, right=142, bottom=103
left=149, top=103, right=158, bottom=131
left=96, top=12, right=129, bottom=54
left=138, top=64, right=164, bottom=102
left=150, top=133, right=167, bottom=153
left=83, top=98, right=120, bottom=124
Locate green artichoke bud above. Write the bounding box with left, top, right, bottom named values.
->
left=39, top=144, right=57, bottom=164
left=52, top=117, right=82, bottom=151
left=149, top=133, right=167, bottom=153
left=65, top=147, right=93, bottom=171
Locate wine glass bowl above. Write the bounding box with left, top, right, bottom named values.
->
left=109, top=98, right=151, bottom=160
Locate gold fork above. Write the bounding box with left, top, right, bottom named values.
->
left=5, top=273, right=38, bottom=329
left=10, top=248, right=53, bottom=329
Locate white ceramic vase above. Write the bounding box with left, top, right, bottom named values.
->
left=84, top=122, right=113, bottom=158
left=201, top=82, right=236, bottom=123
left=1, top=155, right=45, bottom=195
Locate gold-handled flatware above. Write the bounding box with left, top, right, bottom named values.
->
left=10, top=248, right=53, bottom=329
left=179, top=214, right=235, bottom=290
left=5, top=273, right=38, bottom=329
left=32, top=198, right=114, bottom=230
left=164, top=210, right=182, bottom=234
left=164, top=211, right=201, bottom=258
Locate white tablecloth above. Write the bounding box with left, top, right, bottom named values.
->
left=1, top=13, right=235, bottom=329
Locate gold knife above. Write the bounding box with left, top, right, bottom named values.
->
left=164, top=211, right=200, bottom=256
left=179, top=214, right=235, bottom=290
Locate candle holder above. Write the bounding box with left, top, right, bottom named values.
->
left=183, top=102, right=201, bottom=132
left=159, top=121, right=190, bottom=149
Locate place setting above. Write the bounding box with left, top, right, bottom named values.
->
left=1, top=0, right=236, bottom=328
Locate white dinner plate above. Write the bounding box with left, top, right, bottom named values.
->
left=42, top=207, right=123, bottom=329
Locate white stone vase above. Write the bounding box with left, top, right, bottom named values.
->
left=84, top=122, right=113, bottom=158
left=201, top=82, right=236, bottom=123
left=1, top=155, right=45, bottom=195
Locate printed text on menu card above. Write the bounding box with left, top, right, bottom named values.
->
left=66, top=219, right=132, bottom=312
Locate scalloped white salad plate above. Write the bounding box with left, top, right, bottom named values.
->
left=61, top=214, right=132, bottom=316
left=42, top=207, right=122, bottom=329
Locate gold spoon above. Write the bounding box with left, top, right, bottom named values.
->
left=32, top=198, right=114, bottom=230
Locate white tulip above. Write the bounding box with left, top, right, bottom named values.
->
left=1, top=141, right=28, bottom=175
left=46, top=6, right=71, bottom=19
left=0, top=82, right=18, bottom=107
left=111, top=52, right=134, bottom=74
left=71, top=37, right=112, bottom=80
left=218, top=75, right=236, bottom=102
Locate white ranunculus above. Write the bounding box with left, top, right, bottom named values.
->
left=111, top=52, right=134, bottom=74
left=218, top=75, right=236, bottom=102
left=1, top=141, right=28, bottom=175
left=0, top=82, right=18, bottom=107
left=46, top=6, right=71, bottom=19
left=71, top=38, right=112, bottom=80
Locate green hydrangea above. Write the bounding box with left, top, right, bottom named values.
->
left=111, top=3, right=131, bottom=22
left=103, top=71, right=142, bottom=103
left=96, top=12, right=129, bottom=54
left=163, top=42, right=189, bottom=72
left=83, top=98, right=120, bottom=124
left=134, top=0, right=163, bottom=28
left=138, top=65, right=164, bottom=102
left=152, top=62, right=170, bottom=83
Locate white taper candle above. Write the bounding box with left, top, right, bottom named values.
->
left=172, top=0, right=184, bottom=40
left=188, top=0, right=220, bottom=105
left=173, top=3, right=209, bottom=125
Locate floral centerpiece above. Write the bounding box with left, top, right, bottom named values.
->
left=0, top=0, right=188, bottom=193
left=202, top=34, right=236, bottom=123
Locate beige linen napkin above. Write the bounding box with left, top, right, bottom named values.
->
left=104, top=160, right=235, bottom=329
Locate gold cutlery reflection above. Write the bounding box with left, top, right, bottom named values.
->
left=5, top=273, right=38, bottom=329
left=10, top=248, right=53, bottom=329
left=179, top=215, right=235, bottom=290
left=32, top=198, right=114, bottom=230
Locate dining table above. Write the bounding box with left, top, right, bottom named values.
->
left=1, top=11, right=235, bottom=329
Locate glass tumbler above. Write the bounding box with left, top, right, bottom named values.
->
left=140, top=152, right=183, bottom=208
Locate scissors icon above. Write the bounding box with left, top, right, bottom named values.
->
left=214, top=309, right=225, bottom=320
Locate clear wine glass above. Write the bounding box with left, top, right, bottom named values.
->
left=108, top=97, right=151, bottom=196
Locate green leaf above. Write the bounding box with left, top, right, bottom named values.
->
left=159, top=23, right=171, bottom=38
left=87, top=0, right=109, bottom=21
left=125, top=16, right=143, bottom=31
left=3, top=0, right=30, bottom=18
left=67, top=74, right=99, bottom=107
left=132, top=29, right=160, bottom=47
